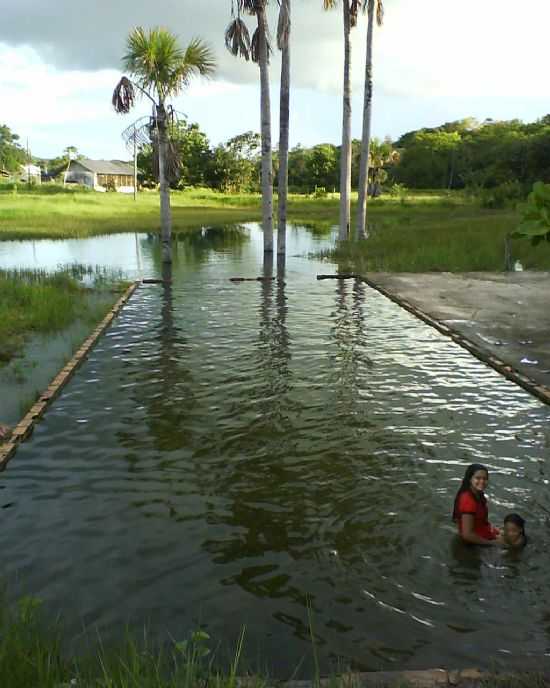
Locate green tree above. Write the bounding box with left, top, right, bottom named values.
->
left=0, top=124, right=26, bottom=173
left=113, top=27, right=216, bottom=263
left=138, top=119, right=212, bottom=188
left=306, top=144, right=339, bottom=190
left=207, top=131, right=261, bottom=192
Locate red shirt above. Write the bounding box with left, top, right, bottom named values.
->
left=455, top=490, right=499, bottom=541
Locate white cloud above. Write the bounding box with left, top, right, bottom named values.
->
left=2, top=0, right=549, bottom=98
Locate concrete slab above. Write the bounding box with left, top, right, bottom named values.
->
left=367, top=272, right=550, bottom=390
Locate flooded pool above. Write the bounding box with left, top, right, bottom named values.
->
left=1, top=224, right=550, bottom=675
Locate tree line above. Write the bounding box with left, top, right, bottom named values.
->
left=5, top=112, right=550, bottom=200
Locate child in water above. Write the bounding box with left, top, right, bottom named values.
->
left=502, top=513, right=527, bottom=548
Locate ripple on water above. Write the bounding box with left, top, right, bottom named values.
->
left=1, top=227, right=550, bottom=675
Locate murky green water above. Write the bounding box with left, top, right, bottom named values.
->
left=1, top=225, right=550, bottom=675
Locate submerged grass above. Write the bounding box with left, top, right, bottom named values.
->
left=320, top=205, right=550, bottom=272
left=0, top=596, right=548, bottom=688
left=0, top=266, right=128, bottom=365
left=0, top=595, right=265, bottom=688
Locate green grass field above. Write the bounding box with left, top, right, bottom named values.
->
left=1, top=186, right=549, bottom=272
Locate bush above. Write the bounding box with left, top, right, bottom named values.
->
left=389, top=183, right=408, bottom=197
left=312, top=186, right=328, bottom=198
left=478, top=181, right=525, bottom=209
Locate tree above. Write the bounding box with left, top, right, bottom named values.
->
left=226, top=1, right=274, bottom=254
left=0, top=124, right=26, bottom=173
left=138, top=119, right=212, bottom=188
left=113, top=27, right=216, bottom=263
left=62, top=146, right=78, bottom=185
left=367, top=137, right=397, bottom=196
left=277, top=0, right=291, bottom=256
left=356, top=0, right=384, bottom=239
left=207, top=131, right=261, bottom=192
left=324, top=1, right=361, bottom=240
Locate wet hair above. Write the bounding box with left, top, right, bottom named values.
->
left=504, top=513, right=526, bottom=536
left=452, top=463, right=489, bottom=522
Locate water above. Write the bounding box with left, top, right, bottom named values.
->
left=1, top=224, right=550, bottom=675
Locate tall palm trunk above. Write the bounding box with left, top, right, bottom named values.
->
left=157, top=102, right=172, bottom=263
left=339, top=0, right=352, bottom=241
left=356, top=0, right=376, bottom=239
left=257, top=6, right=274, bottom=253
left=277, top=0, right=291, bottom=256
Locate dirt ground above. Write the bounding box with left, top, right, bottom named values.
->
left=368, top=272, right=550, bottom=390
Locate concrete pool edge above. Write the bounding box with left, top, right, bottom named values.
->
left=355, top=274, right=550, bottom=408
left=0, top=279, right=141, bottom=472
left=238, top=667, right=548, bottom=687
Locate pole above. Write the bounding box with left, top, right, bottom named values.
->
left=26, top=138, right=31, bottom=189
left=133, top=128, right=137, bottom=201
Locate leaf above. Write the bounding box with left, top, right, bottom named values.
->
left=191, top=630, right=210, bottom=643
left=175, top=641, right=189, bottom=655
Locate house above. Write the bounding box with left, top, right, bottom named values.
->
left=65, top=158, right=135, bottom=193
left=20, top=164, right=42, bottom=184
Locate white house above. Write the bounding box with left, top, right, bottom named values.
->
left=65, top=158, right=135, bottom=193
left=20, top=164, right=42, bottom=184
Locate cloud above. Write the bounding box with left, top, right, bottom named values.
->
left=1, top=0, right=550, bottom=99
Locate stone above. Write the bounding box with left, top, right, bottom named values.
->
left=0, top=423, right=12, bottom=441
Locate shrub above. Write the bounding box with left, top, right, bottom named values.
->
left=478, top=180, right=525, bottom=209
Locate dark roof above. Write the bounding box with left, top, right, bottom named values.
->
left=72, top=158, right=134, bottom=176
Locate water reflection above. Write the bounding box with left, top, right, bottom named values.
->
left=1, top=225, right=549, bottom=675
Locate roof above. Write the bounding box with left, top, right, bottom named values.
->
left=73, top=158, right=134, bottom=176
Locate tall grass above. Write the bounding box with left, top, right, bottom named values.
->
left=320, top=207, right=550, bottom=272
left=0, top=594, right=547, bottom=687
left=0, top=596, right=264, bottom=688
left=0, top=266, right=127, bottom=364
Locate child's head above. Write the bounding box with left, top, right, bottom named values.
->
left=503, top=513, right=526, bottom=545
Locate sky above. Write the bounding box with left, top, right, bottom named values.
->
left=1, top=0, right=550, bottom=160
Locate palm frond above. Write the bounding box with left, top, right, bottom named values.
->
left=121, top=27, right=216, bottom=102
left=225, top=17, right=252, bottom=60
left=251, top=26, right=272, bottom=64
left=376, top=0, right=384, bottom=26
left=235, top=0, right=265, bottom=14
left=277, top=0, right=291, bottom=51
left=350, top=0, right=362, bottom=27
left=182, top=38, right=217, bottom=79
left=323, top=0, right=337, bottom=9
left=112, top=76, right=135, bottom=114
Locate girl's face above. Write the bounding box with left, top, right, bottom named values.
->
left=504, top=522, right=523, bottom=544
left=470, top=469, right=488, bottom=493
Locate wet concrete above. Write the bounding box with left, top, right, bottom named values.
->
left=368, top=272, right=550, bottom=389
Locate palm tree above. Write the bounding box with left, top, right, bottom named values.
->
left=356, top=0, right=384, bottom=239
left=62, top=146, right=78, bottom=186
left=113, top=27, right=216, bottom=263
left=324, top=1, right=361, bottom=241
left=226, top=1, right=274, bottom=254
left=277, top=0, right=291, bottom=256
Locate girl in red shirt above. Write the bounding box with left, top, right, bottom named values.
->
left=452, top=464, right=502, bottom=545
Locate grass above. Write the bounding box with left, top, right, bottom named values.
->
left=0, top=266, right=128, bottom=365
left=0, top=186, right=263, bottom=239
left=0, top=186, right=462, bottom=241
left=320, top=203, right=550, bottom=273
left=2, top=186, right=550, bottom=272
left=0, top=595, right=548, bottom=687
